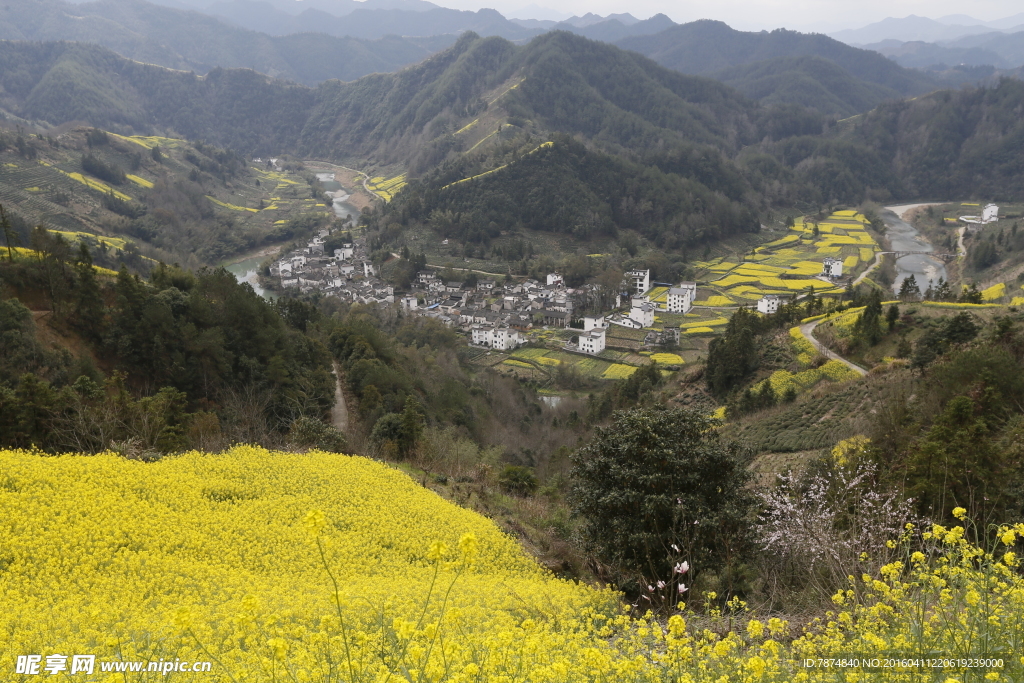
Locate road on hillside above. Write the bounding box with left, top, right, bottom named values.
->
left=799, top=320, right=868, bottom=377
left=331, top=362, right=349, bottom=433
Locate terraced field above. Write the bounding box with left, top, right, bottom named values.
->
left=1, top=127, right=326, bottom=265
left=694, top=210, right=878, bottom=303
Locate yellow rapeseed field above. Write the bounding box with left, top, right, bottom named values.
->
left=3, top=448, right=1024, bottom=682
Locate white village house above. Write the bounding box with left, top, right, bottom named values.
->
left=629, top=296, right=655, bottom=328
left=578, top=327, right=606, bottom=355
left=627, top=269, right=650, bottom=295
left=757, top=294, right=781, bottom=314
left=666, top=282, right=697, bottom=313
left=821, top=256, right=843, bottom=278
left=471, top=324, right=524, bottom=351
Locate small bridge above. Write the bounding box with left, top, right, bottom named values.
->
left=878, top=250, right=957, bottom=262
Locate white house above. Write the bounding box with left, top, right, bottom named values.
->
left=472, top=324, right=523, bottom=351
left=334, top=244, right=355, bottom=260
left=822, top=257, right=843, bottom=278
left=363, top=261, right=378, bottom=277
left=579, top=327, right=606, bottom=355
left=546, top=273, right=564, bottom=287
left=667, top=282, right=697, bottom=313
left=471, top=324, right=492, bottom=346
left=493, top=326, right=523, bottom=351
left=627, top=269, right=650, bottom=295
left=629, top=297, right=655, bottom=328
left=757, top=294, right=781, bottom=315
left=583, top=315, right=607, bottom=331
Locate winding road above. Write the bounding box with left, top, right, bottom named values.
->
left=798, top=319, right=868, bottom=377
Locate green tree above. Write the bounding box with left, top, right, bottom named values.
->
left=853, top=291, right=883, bottom=346
left=1, top=203, right=21, bottom=262
left=885, top=303, right=900, bottom=331
left=705, top=308, right=760, bottom=396
left=73, top=244, right=105, bottom=341
left=898, top=274, right=921, bottom=301
left=569, top=406, right=752, bottom=588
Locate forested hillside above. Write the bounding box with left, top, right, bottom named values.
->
left=0, top=0, right=452, bottom=86
left=710, top=55, right=904, bottom=118
left=617, top=20, right=938, bottom=117
left=846, top=78, right=1024, bottom=199
left=3, top=30, right=1023, bottom=225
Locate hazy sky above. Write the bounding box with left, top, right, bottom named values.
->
left=436, top=0, right=1024, bottom=32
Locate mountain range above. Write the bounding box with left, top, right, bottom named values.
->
left=862, top=31, right=1024, bottom=70
left=0, top=0, right=456, bottom=86
left=0, top=0, right=968, bottom=120
left=831, top=14, right=1024, bottom=45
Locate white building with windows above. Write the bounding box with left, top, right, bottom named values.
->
left=546, top=273, right=564, bottom=287
left=822, top=257, right=843, bottom=278
left=583, top=315, right=607, bottom=331
left=757, top=294, right=781, bottom=314
left=471, top=324, right=523, bottom=351
left=627, top=269, right=650, bottom=295
left=630, top=296, right=655, bottom=328
left=579, top=327, right=606, bottom=355
left=667, top=282, right=697, bottom=313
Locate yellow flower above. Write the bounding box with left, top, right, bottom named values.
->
left=668, top=614, right=686, bottom=638
left=172, top=607, right=192, bottom=631
left=746, top=619, right=764, bottom=639
left=302, top=509, right=326, bottom=535
left=952, top=507, right=967, bottom=520
left=1001, top=530, right=1016, bottom=546
left=911, top=552, right=926, bottom=564
left=268, top=637, right=288, bottom=660
left=427, top=540, right=449, bottom=562
left=459, top=532, right=479, bottom=563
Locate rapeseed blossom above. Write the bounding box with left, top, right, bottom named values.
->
left=2, top=446, right=1023, bottom=681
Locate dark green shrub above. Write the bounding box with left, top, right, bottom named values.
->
left=498, top=465, right=537, bottom=496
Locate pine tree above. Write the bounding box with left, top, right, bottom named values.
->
left=73, top=244, right=105, bottom=341
left=898, top=274, right=921, bottom=301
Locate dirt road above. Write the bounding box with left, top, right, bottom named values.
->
left=330, top=362, right=349, bottom=432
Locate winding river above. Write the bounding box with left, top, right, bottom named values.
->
left=224, top=174, right=360, bottom=300
left=881, top=206, right=948, bottom=295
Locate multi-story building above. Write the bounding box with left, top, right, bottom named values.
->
left=666, top=282, right=697, bottom=313
left=822, top=257, right=843, bottom=278
left=579, top=327, right=606, bottom=355
left=757, top=294, right=781, bottom=314
left=627, top=269, right=650, bottom=295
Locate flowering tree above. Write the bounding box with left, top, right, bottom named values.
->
left=756, top=439, right=917, bottom=604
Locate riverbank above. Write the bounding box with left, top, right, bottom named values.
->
left=221, top=243, right=286, bottom=268
left=304, top=161, right=378, bottom=211
left=880, top=206, right=948, bottom=294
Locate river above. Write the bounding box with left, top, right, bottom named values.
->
left=880, top=207, right=947, bottom=295
left=224, top=253, right=278, bottom=300
left=315, top=173, right=360, bottom=223
left=224, top=175, right=360, bottom=300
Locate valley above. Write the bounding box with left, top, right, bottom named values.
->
left=3, top=6, right=1024, bottom=681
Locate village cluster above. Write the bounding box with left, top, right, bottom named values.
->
left=268, top=229, right=858, bottom=355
